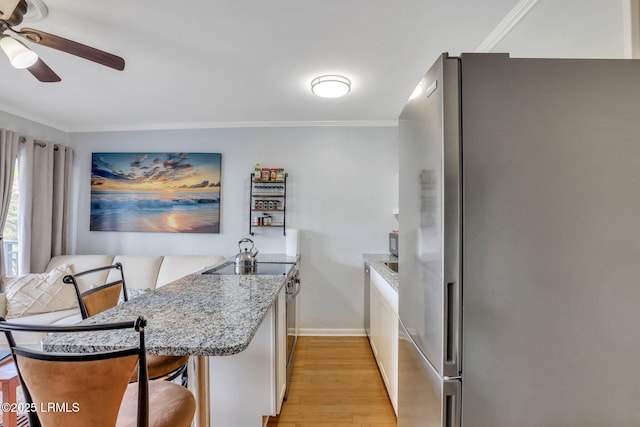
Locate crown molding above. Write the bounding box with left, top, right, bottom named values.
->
left=0, top=104, right=398, bottom=133
left=624, top=0, right=640, bottom=58
left=0, top=102, right=69, bottom=132
left=67, top=120, right=399, bottom=133
left=476, top=0, right=541, bottom=52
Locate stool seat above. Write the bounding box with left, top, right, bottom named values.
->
left=117, top=380, right=196, bottom=427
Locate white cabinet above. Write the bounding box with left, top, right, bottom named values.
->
left=369, top=280, right=382, bottom=357
left=368, top=268, right=398, bottom=414
left=207, top=286, right=287, bottom=426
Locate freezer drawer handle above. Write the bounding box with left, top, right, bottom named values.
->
left=445, top=395, right=453, bottom=427
left=443, top=380, right=461, bottom=427
left=445, top=395, right=456, bottom=427
left=444, top=280, right=460, bottom=376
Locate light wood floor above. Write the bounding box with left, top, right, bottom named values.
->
left=267, top=336, right=397, bottom=427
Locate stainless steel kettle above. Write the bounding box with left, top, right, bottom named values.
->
left=234, top=238, right=259, bottom=274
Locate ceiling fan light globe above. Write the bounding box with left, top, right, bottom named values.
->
left=0, top=36, right=38, bottom=69
left=11, top=50, right=38, bottom=68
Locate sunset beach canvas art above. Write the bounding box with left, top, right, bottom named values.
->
left=90, top=152, right=221, bottom=233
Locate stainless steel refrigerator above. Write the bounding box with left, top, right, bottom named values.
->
left=398, top=52, right=640, bottom=427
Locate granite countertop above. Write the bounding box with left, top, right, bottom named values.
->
left=42, top=259, right=294, bottom=357
left=363, top=253, right=398, bottom=292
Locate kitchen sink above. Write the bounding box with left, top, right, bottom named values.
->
left=385, top=262, right=398, bottom=273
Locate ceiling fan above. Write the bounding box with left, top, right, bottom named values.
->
left=0, top=0, right=124, bottom=82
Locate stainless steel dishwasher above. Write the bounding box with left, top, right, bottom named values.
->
left=285, top=267, right=300, bottom=399
left=364, top=262, right=370, bottom=336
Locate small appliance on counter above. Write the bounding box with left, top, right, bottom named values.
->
left=234, top=238, right=259, bottom=274
left=389, top=230, right=398, bottom=257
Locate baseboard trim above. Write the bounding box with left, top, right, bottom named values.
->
left=299, top=328, right=366, bottom=337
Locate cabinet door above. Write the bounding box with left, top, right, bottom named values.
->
left=368, top=273, right=399, bottom=415
left=378, top=295, right=392, bottom=394
left=381, top=299, right=398, bottom=414
left=369, top=283, right=381, bottom=358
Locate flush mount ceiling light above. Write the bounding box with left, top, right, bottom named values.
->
left=0, top=35, right=37, bottom=68
left=311, top=75, right=351, bottom=98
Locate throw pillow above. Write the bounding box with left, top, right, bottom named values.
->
left=4, top=264, right=79, bottom=319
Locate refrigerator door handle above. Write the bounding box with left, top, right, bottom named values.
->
left=443, top=280, right=461, bottom=377
left=443, top=379, right=461, bottom=427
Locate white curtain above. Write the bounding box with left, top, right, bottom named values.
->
left=18, top=137, right=73, bottom=274
left=0, top=130, right=19, bottom=277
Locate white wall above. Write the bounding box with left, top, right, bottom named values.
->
left=493, top=0, right=627, bottom=58
left=0, top=110, right=69, bottom=143
left=69, top=126, right=398, bottom=334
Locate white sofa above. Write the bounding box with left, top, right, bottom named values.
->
left=0, top=254, right=225, bottom=349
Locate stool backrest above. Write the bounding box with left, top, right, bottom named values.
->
left=63, top=263, right=128, bottom=319
left=0, top=317, right=148, bottom=427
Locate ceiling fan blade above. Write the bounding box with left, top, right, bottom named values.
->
left=27, top=58, right=61, bottom=82
left=17, top=27, right=125, bottom=71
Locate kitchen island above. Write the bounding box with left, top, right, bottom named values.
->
left=42, top=258, right=293, bottom=427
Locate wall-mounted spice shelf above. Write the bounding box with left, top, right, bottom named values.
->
left=249, top=172, right=287, bottom=236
